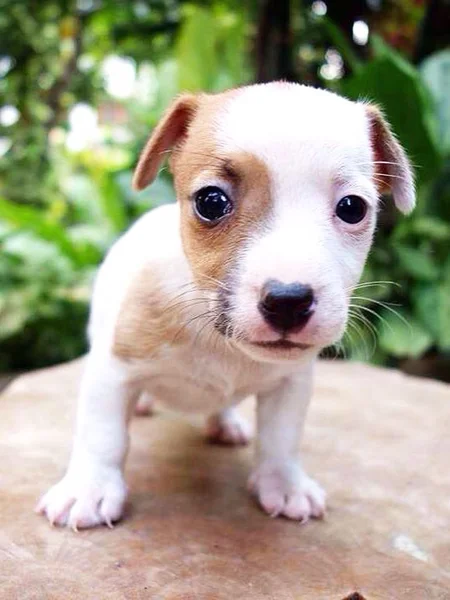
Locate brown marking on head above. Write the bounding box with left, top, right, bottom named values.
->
left=365, top=104, right=415, bottom=214
left=176, top=150, right=272, bottom=286
left=113, top=266, right=190, bottom=360
left=132, top=94, right=200, bottom=191
left=133, top=90, right=273, bottom=288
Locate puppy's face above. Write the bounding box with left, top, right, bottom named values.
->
left=134, top=83, right=414, bottom=362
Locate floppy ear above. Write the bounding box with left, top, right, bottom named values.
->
left=365, top=104, right=415, bottom=214
left=132, top=94, right=199, bottom=191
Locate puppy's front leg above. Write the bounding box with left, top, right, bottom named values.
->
left=249, top=368, right=326, bottom=522
left=37, top=352, right=136, bottom=530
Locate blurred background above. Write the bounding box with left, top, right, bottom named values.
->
left=0, top=0, right=449, bottom=381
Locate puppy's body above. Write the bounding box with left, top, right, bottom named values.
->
left=37, top=83, right=414, bottom=529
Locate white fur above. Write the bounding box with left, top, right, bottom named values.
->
left=37, top=83, right=412, bottom=529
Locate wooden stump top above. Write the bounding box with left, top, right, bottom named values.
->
left=1, top=359, right=449, bottom=599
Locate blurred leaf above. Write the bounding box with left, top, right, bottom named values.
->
left=413, top=283, right=440, bottom=340
left=214, top=9, right=249, bottom=89
left=0, top=290, right=31, bottom=339
left=342, top=36, right=443, bottom=185
left=409, top=216, right=450, bottom=241
left=176, top=6, right=218, bottom=91
left=62, top=174, right=105, bottom=224
left=378, top=308, right=433, bottom=358
left=394, top=244, right=439, bottom=281
left=90, top=171, right=128, bottom=234
left=414, top=276, right=450, bottom=353
left=437, top=257, right=450, bottom=351
left=3, top=232, right=73, bottom=282
left=420, top=50, right=450, bottom=154
left=0, top=197, right=85, bottom=266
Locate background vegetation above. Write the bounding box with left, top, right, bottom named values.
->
left=1, top=0, right=449, bottom=379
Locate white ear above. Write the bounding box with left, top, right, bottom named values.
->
left=365, top=104, right=415, bottom=214
left=132, top=94, right=199, bottom=191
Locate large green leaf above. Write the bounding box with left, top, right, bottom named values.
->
left=413, top=283, right=440, bottom=341
left=378, top=308, right=433, bottom=358
left=394, top=244, right=439, bottom=281
left=420, top=49, right=450, bottom=154
left=0, top=289, right=32, bottom=339
left=176, top=6, right=218, bottom=92
left=409, top=216, right=450, bottom=241
left=214, top=8, right=250, bottom=89
left=437, top=257, right=450, bottom=351
left=342, top=36, right=443, bottom=185
left=0, top=197, right=86, bottom=266
left=90, top=171, right=128, bottom=234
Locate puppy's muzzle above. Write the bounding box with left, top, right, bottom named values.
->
left=258, top=279, right=315, bottom=334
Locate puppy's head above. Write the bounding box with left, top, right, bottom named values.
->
left=134, top=83, right=414, bottom=362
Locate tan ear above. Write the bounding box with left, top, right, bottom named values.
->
left=365, top=104, right=415, bottom=214
left=132, top=94, right=199, bottom=191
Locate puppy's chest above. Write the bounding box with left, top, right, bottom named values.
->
left=135, top=344, right=285, bottom=413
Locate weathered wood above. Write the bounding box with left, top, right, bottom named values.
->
left=0, top=359, right=449, bottom=598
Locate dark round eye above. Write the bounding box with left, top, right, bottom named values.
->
left=194, top=186, right=233, bottom=223
left=335, top=195, right=367, bottom=224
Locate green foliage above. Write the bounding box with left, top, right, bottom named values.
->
left=0, top=227, right=92, bottom=369
left=420, top=49, right=450, bottom=154
left=176, top=4, right=249, bottom=91
left=0, top=1, right=449, bottom=374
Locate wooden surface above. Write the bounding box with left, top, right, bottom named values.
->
left=1, top=359, right=449, bottom=599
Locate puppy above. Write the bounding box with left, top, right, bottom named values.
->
left=37, top=82, right=414, bottom=529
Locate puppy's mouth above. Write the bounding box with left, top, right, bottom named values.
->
left=251, top=339, right=312, bottom=351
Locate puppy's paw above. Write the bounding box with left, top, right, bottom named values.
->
left=134, top=392, right=155, bottom=417
left=36, top=466, right=127, bottom=530
left=248, top=462, right=326, bottom=522
left=206, top=409, right=253, bottom=446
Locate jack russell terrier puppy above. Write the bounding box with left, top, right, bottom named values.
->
left=37, top=82, right=414, bottom=529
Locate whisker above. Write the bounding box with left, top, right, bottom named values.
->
left=352, top=295, right=401, bottom=307
left=196, top=272, right=232, bottom=293
left=349, top=309, right=378, bottom=351
left=353, top=159, right=421, bottom=170
left=171, top=309, right=217, bottom=343
left=344, top=318, right=371, bottom=360
left=373, top=171, right=410, bottom=181
left=351, top=280, right=400, bottom=291
left=351, top=296, right=410, bottom=331
left=350, top=303, right=396, bottom=337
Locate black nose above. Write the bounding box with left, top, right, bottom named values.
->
left=258, top=279, right=315, bottom=333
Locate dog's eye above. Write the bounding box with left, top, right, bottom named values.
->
left=194, top=186, right=233, bottom=223
left=335, top=195, right=367, bottom=224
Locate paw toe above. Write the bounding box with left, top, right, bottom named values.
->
left=284, top=492, right=311, bottom=521
left=206, top=413, right=252, bottom=446
left=249, top=466, right=326, bottom=522
left=37, top=470, right=127, bottom=530
left=259, top=490, right=285, bottom=517
left=134, top=392, right=155, bottom=417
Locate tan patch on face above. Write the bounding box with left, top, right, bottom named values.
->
left=170, top=96, right=273, bottom=287
left=113, top=266, right=190, bottom=360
